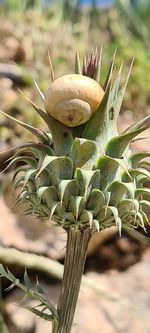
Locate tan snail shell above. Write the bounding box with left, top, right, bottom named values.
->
left=44, top=74, right=104, bottom=127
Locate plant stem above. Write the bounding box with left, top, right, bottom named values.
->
left=57, top=227, right=91, bottom=333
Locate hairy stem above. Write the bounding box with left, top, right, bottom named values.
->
left=57, top=227, right=91, bottom=333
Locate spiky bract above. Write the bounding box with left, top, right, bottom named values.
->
left=1, top=50, right=150, bottom=234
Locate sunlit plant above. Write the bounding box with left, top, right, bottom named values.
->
left=0, top=47, right=150, bottom=333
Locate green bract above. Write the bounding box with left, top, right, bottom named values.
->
left=1, top=49, right=150, bottom=234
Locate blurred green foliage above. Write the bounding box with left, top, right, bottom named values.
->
left=116, top=0, right=150, bottom=47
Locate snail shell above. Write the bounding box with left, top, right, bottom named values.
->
left=44, top=74, right=104, bottom=127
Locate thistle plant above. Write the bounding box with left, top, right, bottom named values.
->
left=0, top=47, right=150, bottom=333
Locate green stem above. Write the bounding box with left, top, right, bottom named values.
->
left=57, top=227, right=91, bottom=333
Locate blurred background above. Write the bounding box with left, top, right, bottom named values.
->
left=0, top=1, right=150, bottom=332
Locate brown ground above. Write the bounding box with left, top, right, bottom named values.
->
left=0, top=12, right=150, bottom=333
left=0, top=195, right=150, bottom=333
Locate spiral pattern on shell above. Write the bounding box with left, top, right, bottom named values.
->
left=44, top=74, right=104, bottom=127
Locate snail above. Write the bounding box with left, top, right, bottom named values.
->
left=44, top=74, right=104, bottom=127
